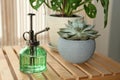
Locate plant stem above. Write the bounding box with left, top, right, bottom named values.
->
left=44, top=1, right=51, bottom=9
left=62, top=0, right=67, bottom=16
left=73, top=9, right=84, bottom=14
left=79, top=0, right=93, bottom=6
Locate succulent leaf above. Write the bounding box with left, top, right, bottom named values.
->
left=58, top=18, right=100, bottom=40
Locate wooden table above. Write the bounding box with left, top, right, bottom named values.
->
left=0, top=45, right=120, bottom=80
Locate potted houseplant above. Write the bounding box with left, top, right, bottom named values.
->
left=29, top=0, right=109, bottom=49
left=57, top=18, right=100, bottom=63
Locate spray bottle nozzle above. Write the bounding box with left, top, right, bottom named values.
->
left=35, top=27, right=50, bottom=41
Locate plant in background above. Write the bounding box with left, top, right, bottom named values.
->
left=58, top=18, right=100, bottom=40
left=29, top=0, right=109, bottom=27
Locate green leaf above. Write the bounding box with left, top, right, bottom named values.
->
left=68, top=0, right=81, bottom=10
left=62, top=0, right=82, bottom=16
left=29, top=0, right=44, bottom=10
left=68, top=34, right=81, bottom=40
left=60, top=28, right=72, bottom=33
left=51, top=0, right=62, bottom=11
left=84, top=3, right=97, bottom=18
left=89, top=34, right=100, bottom=39
left=83, top=25, right=94, bottom=31
left=100, top=0, right=109, bottom=28
left=58, top=32, right=69, bottom=38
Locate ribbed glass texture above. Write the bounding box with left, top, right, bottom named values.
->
left=20, top=46, right=46, bottom=73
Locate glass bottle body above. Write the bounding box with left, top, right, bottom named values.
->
left=20, top=46, right=46, bottom=73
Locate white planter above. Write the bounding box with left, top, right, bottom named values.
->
left=46, top=15, right=83, bottom=48
left=58, top=38, right=95, bottom=63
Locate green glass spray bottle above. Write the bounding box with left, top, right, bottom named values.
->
left=20, top=13, right=49, bottom=73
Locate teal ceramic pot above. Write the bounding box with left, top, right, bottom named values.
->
left=58, top=38, right=95, bottom=63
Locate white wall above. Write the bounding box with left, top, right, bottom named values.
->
left=95, top=0, right=120, bottom=62
left=94, top=0, right=113, bottom=56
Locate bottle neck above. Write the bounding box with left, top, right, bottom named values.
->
left=26, top=41, right=39, bottom=47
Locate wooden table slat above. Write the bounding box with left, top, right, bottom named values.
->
left=0, top=74, right=2, bottom=80
left=95, top=53, right=120, bottom=68
left=12, top=46, right=21, bottom=55
left=75, top=64, right=101, bottom=79
left=3, top=47, right=30, bottom=80
left=0, top=49, right=14, bottom=80
left=43, top=45, right=88, bottom=79
left=31, top=73, right=46, bottom=80
left=0, top=45, right=120, bottom=80
left=81, top=75, right=120, bottom=80
left=43, top=65, right=62, bottom=80
left=47, top=52, right=75, bottom=80
left=14, top=46, right=75, bottom=80
left=93, top=54, right=120, bottom=74
left=85, top=59, right=112, bottom=76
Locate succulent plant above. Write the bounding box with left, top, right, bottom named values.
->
left=58, top=18, right=100, bottom=40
